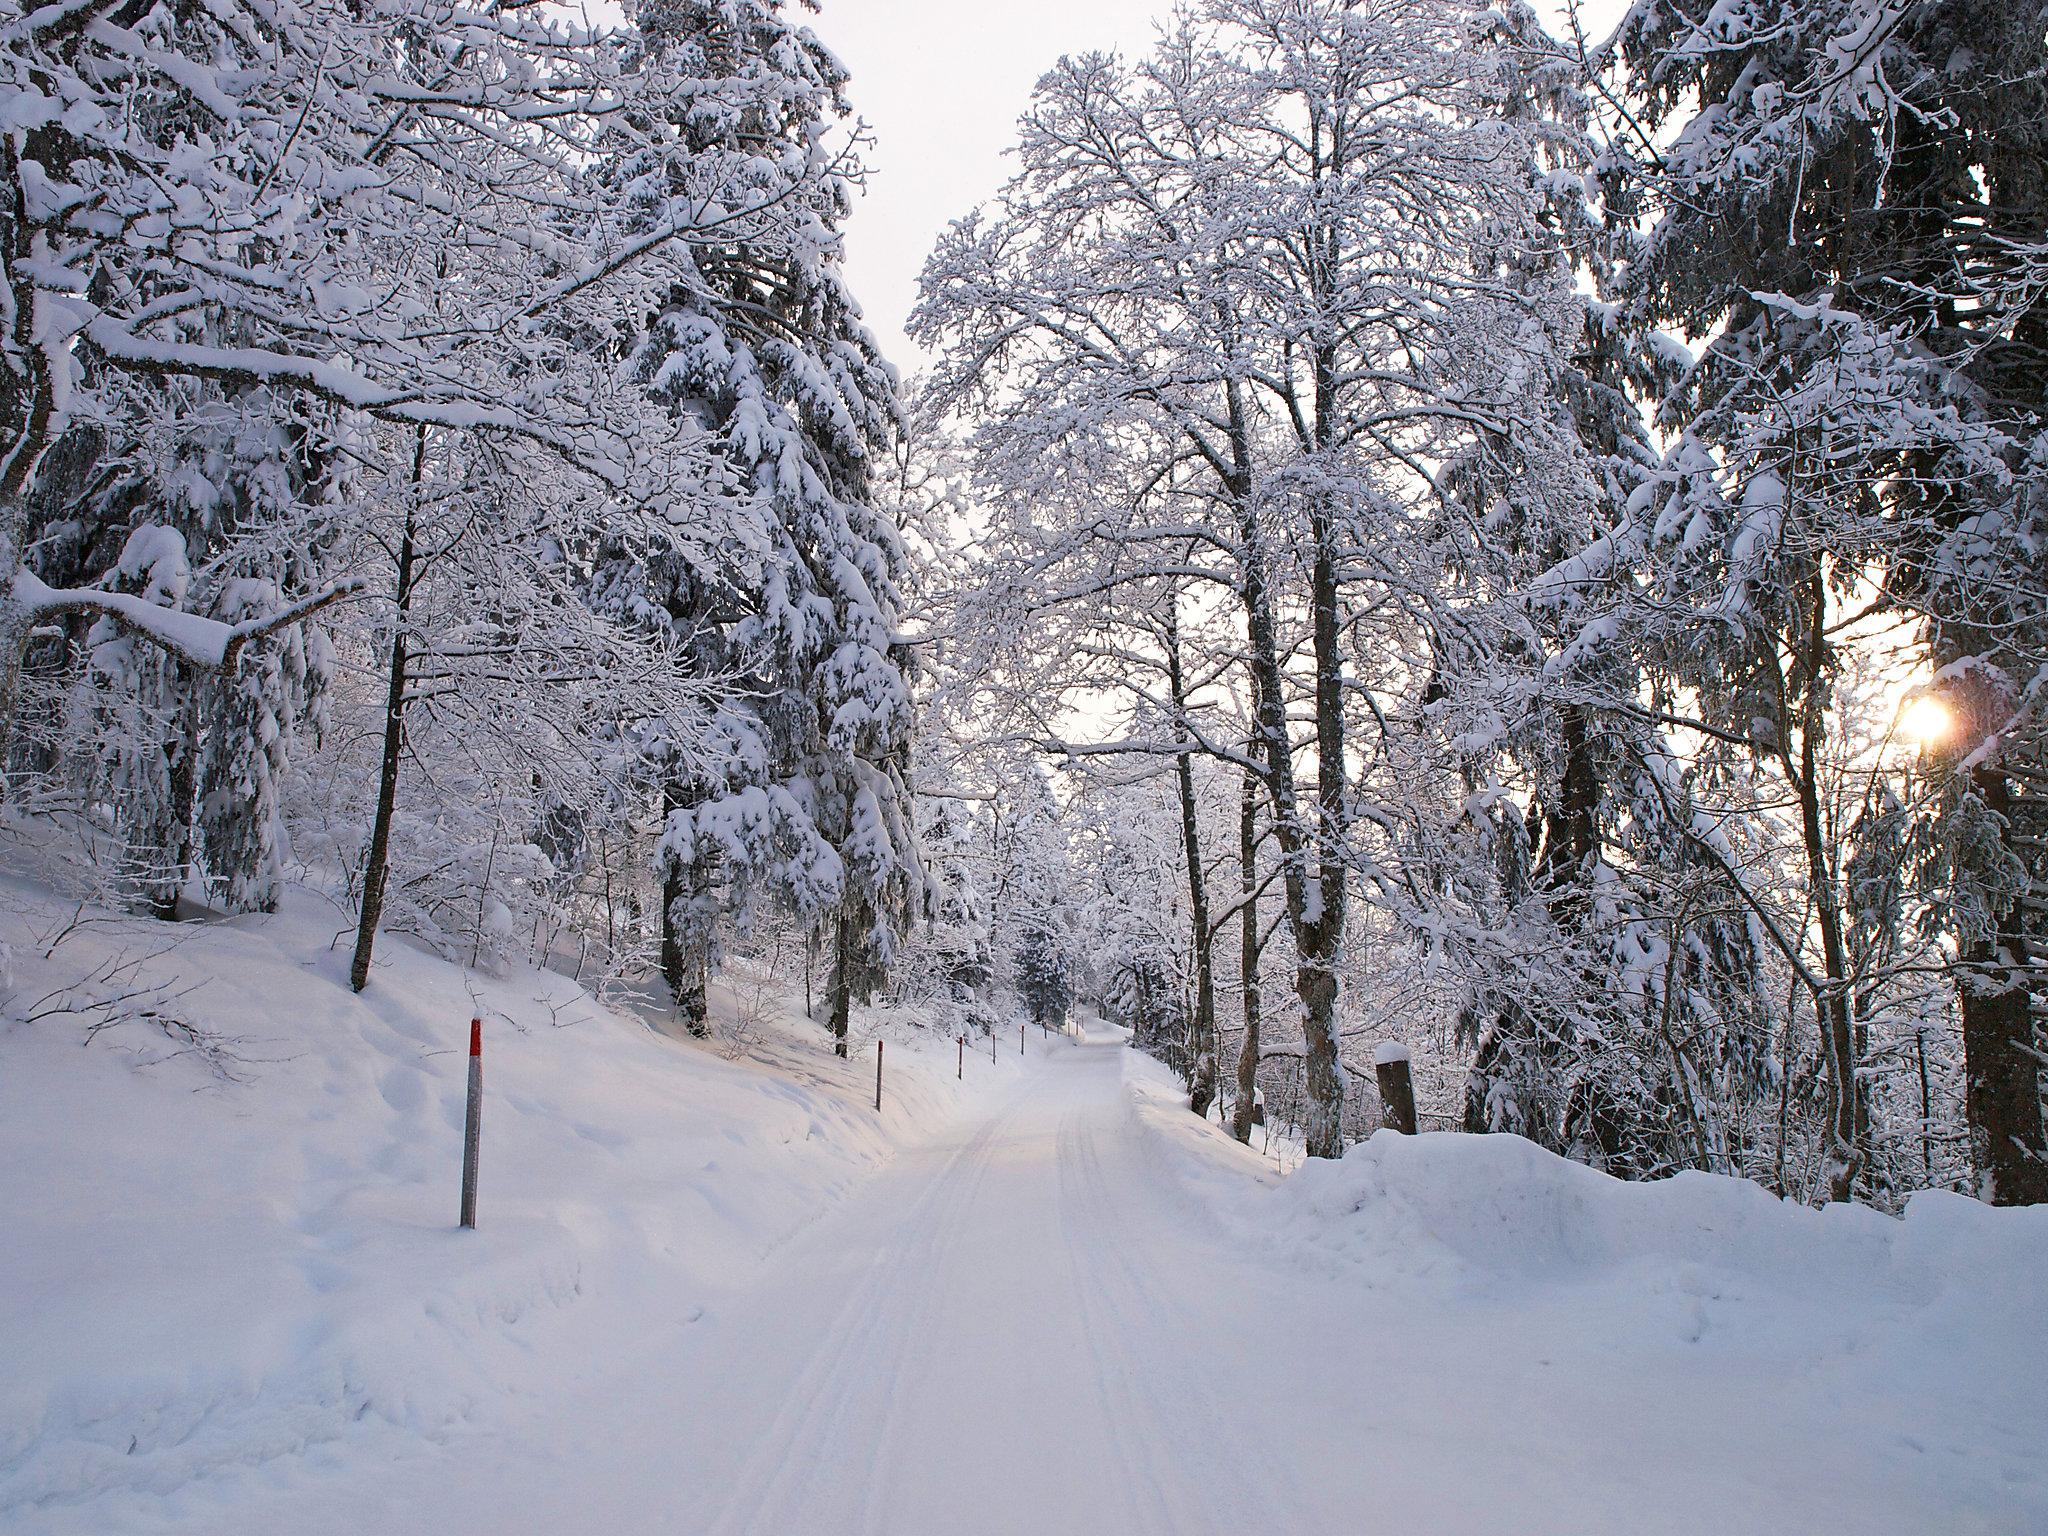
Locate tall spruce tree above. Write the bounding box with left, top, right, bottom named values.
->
left=1608, top=0, right=2048, bottom=1202
left=1429, top=3, right=1778, bottom=1179
left=612, top=0, right=918, bottom=1048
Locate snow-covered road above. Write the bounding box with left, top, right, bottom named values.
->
left=180, top=1028, right=1318, bottom=1536
left=29, top=1024, right=2041, bottom=1536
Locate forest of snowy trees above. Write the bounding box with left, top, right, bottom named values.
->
left=3, top=0, right=2044, bottom=1211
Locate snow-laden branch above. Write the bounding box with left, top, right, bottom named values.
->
left=9, top=570, right=366, bottom=672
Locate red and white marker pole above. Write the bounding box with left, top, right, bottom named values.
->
left=459, top=1017, right=482, bottom=1230
left=957, top=1036, right=964, bottom=1079
left=875, top=1039, right=884, bottom=1113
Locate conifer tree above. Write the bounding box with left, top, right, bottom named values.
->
left=1607, top=0, right=2048, bottom=1201
left=620, top=0, right=918, bottom=1047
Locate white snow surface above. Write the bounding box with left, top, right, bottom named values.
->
left=4, top=878, right=2044, bottom=1535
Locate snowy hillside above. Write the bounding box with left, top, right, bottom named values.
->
left=0, top=878, right=1023, bottom=1522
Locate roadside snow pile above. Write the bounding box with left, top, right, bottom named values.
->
left=1128, top=1045, right=2045, bottom=1336
left=0, top=875, right=1012, bottom=1520
left=1121, top=1043, right=2048, bottom=1517
left=1272, top=1130, right=2048, bottom=1521
left=1278, top=1127, right=2045, bottom=1306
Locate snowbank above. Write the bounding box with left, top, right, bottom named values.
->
left=1267, top=1125, right=2048, bottom=1405
left=0, top=876, right=1020, bottom=1520
left=1117, top=1041, right=2048, bottom=1534
left=1275, top=1124, right=2045, bottom=1305
left=1122, top=1039, right=2046, bottom=1322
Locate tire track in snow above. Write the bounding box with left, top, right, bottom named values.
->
left=848, top=1084, right=1022, bottom=1536
left=701, top=1076, right=1034, bottom=1536
left=1054, top=1108, right=1206, bottom=1536
left=1060, top=1102, right=1316, bottom=1534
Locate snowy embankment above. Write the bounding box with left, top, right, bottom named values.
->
left=0, top=877, right=1017, bottom=1519
left=1119, top=1049, right=2048, bottom=1531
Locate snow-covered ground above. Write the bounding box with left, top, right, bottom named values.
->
left=4, top=879, right=2044, bottom=1535
left=0, top=878, right=1025, bottom=1528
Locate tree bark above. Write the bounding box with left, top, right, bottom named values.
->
left=137, top=682, right=201, bottom=920
left=349, top=448, right=421, bottom=994
left=1230, top=767, right=1262, bottom=1144
left=1374, top=1050, right=1417, bottom=1135
left=1165, top=596, right=1217, bottom=1118
left=658, top=782, right=710, bottom=1036
left=1959, top=768, right=2048, bottom=1205
left=1223, top=370, right=1347, bottom=1158
left=828, top=911, right=854, bottom=1059
left=1784, top=567, right=1862, bottom=1201
left=1296, top=106, right=1352, bottom=1160
left=1296, top=512, right=1347, bottom=1159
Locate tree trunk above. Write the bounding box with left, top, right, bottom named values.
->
left=1230, top=767, right=1262, bottom=1144
left=828, top=915, right=853, bottom=1058
left=348, top=597, right=412, bottom=992
left=1298, top=496, right=1348, bottom=1159
left=1959, top=768, right=2048, bottom=1205
left=0, top=593, right=28, bottom=789
left=349, top=451, right=422, bottom=995
left=1165, top=596, right=1217, bottom=1118
left=658, top=782, right=710, bottom=1037
left=1224, top=371, right=1347, bottom=1158
left=137, top=682, right=202, bottom=920
left=1296, top=122, right=1352, bottom=1161
left=1786, top=568, right=1861, bottom=1201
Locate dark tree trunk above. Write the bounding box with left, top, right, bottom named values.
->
left=1295, top=124, right=1352, bottom=1161
left=1297, top=494, right=1348, bottom=1159
left=1959, top=769, right=2048, bottom=1205
left=142, top=684, right=202, bottom=920
left=349, top=437, right=424, bottom=995
left=1224, top=368, right=1347, bottom=1159
left=1779, top=568, right=1862, bottom=1201
left=1375, top=1050, right=1418, bottom=1135
left=1537, top=706, right=1599, bottom=893
left=658, top=783, right=710, bottom=1037
left=1229, top=767, right=1262, bottom=1144
left=1165, top=596, right=1217, bottom=1118
left=828, top=912, right=853, bottom=1058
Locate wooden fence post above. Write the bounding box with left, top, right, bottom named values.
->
left=1373, top=1042, right=1417, bottom=1135
left=460, top=1018, right=482, bottom=1229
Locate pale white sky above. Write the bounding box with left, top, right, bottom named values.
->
left=825, top=0, right=1631, bottom=377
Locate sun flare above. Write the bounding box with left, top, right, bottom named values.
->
left=1900, top=694, right=1954, bottom=749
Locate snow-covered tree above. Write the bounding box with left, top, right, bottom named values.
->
left=920, top=0, right=1629, bottom=1156
left=1602, top=0, right=2048, bottom=1202
left=891, top=773, right=998, bottom=1038
left=2, top=0, right=801, bottom=955
left=1013, top=924, right=1074, bottom=1033
left=598, top=0, right=919, bottom=1052
left=1387, top=4, right=1783, bottom=1180
left=331, top=422, right=724, bottom=990
left=1070, top=776, right=1189, bottom=1065
left=987, top=762, right=1076, bottom=1021
left=31, top=396, right=338, bottom=915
